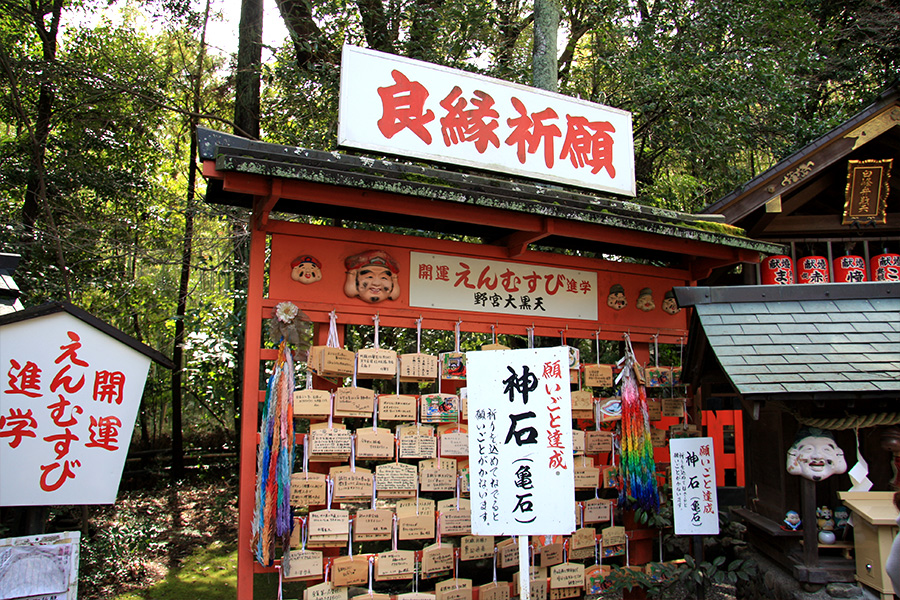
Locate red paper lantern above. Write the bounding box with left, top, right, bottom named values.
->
left=871, top=253, right=900, bottom=281
left=761, top=255, right=794, bottom=285
left=832, top=255, right=867, bottom=283
left=797, top=256, right=829, bottom=284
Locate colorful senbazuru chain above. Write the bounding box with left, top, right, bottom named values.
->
left=251, top=339, right=296, bottom=565
left=617, top=349, right=660, bottom=513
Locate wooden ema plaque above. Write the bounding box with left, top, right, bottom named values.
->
left=497, top=538, right=518, bottom=568
left=540, top=543, right=564, bottom=567
left=420, top=393, right=459, bottom=423
left=332, top=555, right=369, bottom=587
left=458, top=460, right=470, bottom=495
left=570, top=390, right=593, bottom=420
left=399, top=353, right=439, bottom=381
left=331, top=466, right=373, bottom=502
left=528, top=578, right=548, bottom=600
left=438, top=498, right=472, bottom=536
left=435, top=578, right=472, bottom=600
left=309, top=423, right=352, bottom=460
left=583, top=364, right=613, bottom=388
left=440, top=351, right=466, bottom=380
left=308, top=346, right=355, bottom=378
left=460, top=535, right=494, bottom=560
left=585, top=430, right=613, bottom=454
left=396, top=497, right=435, bottom=517
left=569, top=527, right=596, bottom=560
left=397, top=594, right=435, bottom=600
left=438, top=425, right=468, bottom=457
left=602, top=465, right=618, bottom=488
left=513, top=567, right=546, bottom=595
left=596, top=398, right=622, bottom=422
left=378, top=394, right=417, bottom=421
left=650, top=427, right=667, bottom=447
left=647, top=399, right=662, bottom=421
left=583, top=498, right=612, bottom=523
left=398, top=513, right=434, bottom=539
left=334, top=386, right=376, bottom=418
left=354, top=508, right=393, bottom=541
left=550, top=563, right=584, bottom=590
left=662, top=397, right=685, bottom=418
left=294, top=389, right=331, bottom=418
left=283, top=548, right=323, bottom=580
left=376, top=462, right=417, bottom=498
left=351, top=594, right=391, bottom=600
left=479, top=582, right=510, bottom=600
left=304, top=582, right=348, bottom=600
left=375, top=549, right=415, bottom=580
left=357, top=347, right=398, bottom=379
left=356, top=427, right=395, bottom=459
left=574, top=463, right=600, bottom=489
left=572, top=430, right=585, bottom=455
left=398, top=426, right=437, bottom=460
left=420, top=458, right=457, bottom=492
left=307, top=509, right=350, bottom=546
left=584, top=565, right=611, bottom=595
left=421, top=542, right=453, bottom=577
left=601, top=525, right=626, bottom=558
left=290, top=471, right=327, bottom=507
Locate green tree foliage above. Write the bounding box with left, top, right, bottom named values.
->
left=265, top=0, right=898, bottom=210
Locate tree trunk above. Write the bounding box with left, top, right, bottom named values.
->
left=235, top=0, right=263, bottom=138
left=532, top=0, right=559, bottom=92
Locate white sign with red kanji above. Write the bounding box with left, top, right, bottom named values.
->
left=0, top=312, right=151, bottom=506
left=409, top=252, right=598, bottom=320
left=338, top=45, right=635, bottom=196
left=466, top=347, right=576, bottom=535
left=669, top=437, right=719, bottom=535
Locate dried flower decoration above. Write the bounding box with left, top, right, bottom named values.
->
left=269, top=302, right=311, bottom=358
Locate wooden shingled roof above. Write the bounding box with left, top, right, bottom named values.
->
left=701, top=84, right=900, bottom=239
left=198, top=127, right=783, bottom=277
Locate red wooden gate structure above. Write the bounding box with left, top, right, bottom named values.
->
left=197, top=127, right=780, bottom=600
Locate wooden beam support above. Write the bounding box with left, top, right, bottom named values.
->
left=495, top=219, right=555, bottom=257
left=254, top=179, right=282, bottom=231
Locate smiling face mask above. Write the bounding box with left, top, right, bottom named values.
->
left=786, top=432, right=847, bottom=481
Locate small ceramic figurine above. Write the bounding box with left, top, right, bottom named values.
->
left=817, top=506, right=835, bottom=531
left=607, top=284, right=627, bottom=310
left=291, top=255, right=322, bottom=284
left=783, top=510, right=801, bottom=531
left=343, top=249, right=401, bottom=303
left=662, top=290, right=681, bottom=315
left=636, top=287, right=655, bottom=312
left=833, top=505, right=851, bottom=534
left=785, top=427, right=847, bottom=482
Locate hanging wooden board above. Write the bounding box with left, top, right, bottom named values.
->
left=294, top=389, right=332, bottom=418
left=290, top=471, right=327, bottom=507
left=375, top=462, right=418, bottom=498
left=357, top=347, right=398, bottom=379
left=354, top=508, right=394, bottom=541
left=375, top=549, right=415, bottom=580
left=332, top=555, right=369, bottom=587
left=303, top=581, right=348, bottom=600
left=460, top=535, right=494, bottom=560
left=356, top=427, right=395, bottom=459
left=420, top=393, right=459, bottom=423
left=283, top=548, right=324, bottom=580
left=334, top=386, right=376, bottom=418
left=583, top=364, right=613, bottom=388
left=378, top=394, right=417, bottom=421
left=331, top=466, right=374, bottom=502
left=399, top=353, right=439, bottom=381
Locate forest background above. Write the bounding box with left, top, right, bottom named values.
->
left=1, top=0, right=898, bottom=471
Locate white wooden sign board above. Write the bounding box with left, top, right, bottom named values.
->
left=669, top=437, right=719, bottom=535
left=466, top=347, right=576, bottom=536
left=338, top=45, right=636, bottom=196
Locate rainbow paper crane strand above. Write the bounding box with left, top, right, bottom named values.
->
left=251, top=340, right=296, bottom=566
left=617, top=359, right=660, bottom=513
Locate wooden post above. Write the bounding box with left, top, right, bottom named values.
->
left=693, top=535, right=705, bottom=600
left=801, top=477, right=818, bottom=567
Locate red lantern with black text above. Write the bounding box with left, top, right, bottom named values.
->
left=872, top=253, right=900, bottom=281
left=761, top=255, right=794, bottom=285
left=833, top=255, right=866, bottom=283
left=797, top=256, right=829, bottom=284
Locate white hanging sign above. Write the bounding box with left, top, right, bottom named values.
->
left=338, top=45, right=636, bottom=196
left=466, top=347, right=576, bottom=535
left=670, top=437, right=719, bottom=535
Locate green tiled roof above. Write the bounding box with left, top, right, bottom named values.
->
left=675, top=282, right=900, bottom=398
